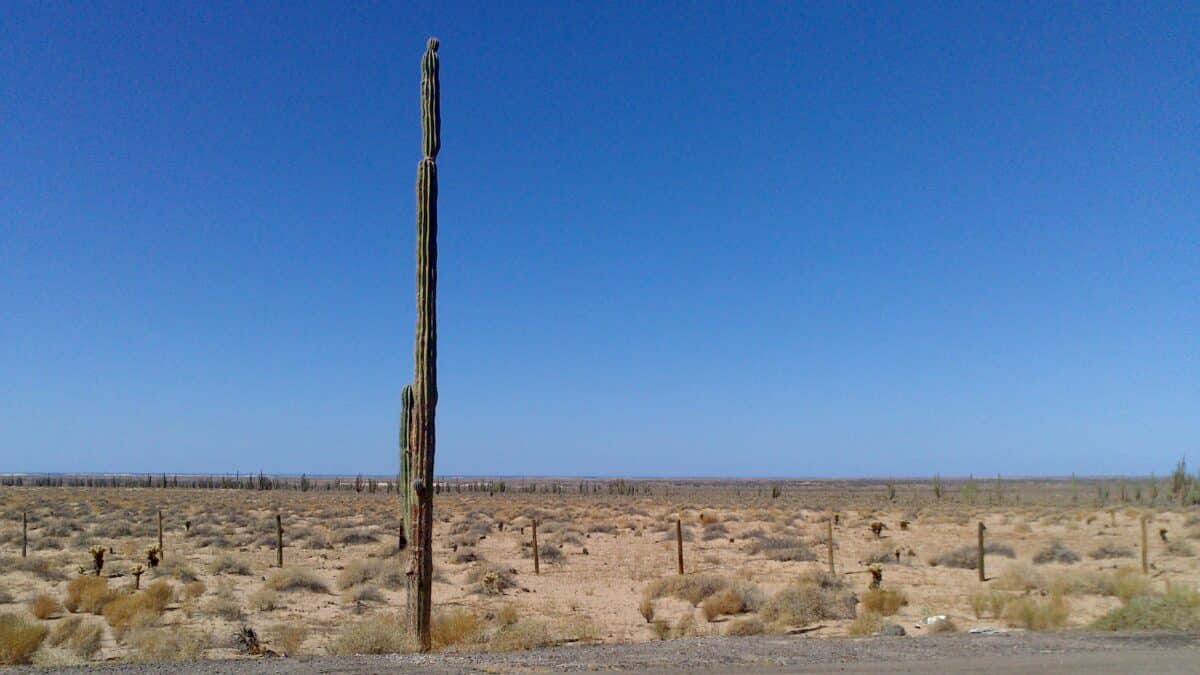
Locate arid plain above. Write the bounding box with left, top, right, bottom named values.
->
left=1, top=478, right=1198, bottom=665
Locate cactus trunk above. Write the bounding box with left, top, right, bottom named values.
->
left=406, top=36, right=440, bottom=653
left=399, top=384, right=414, bottom=551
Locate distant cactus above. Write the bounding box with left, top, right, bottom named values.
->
left=145, top=545, right=161, bottom=568
left=88, top=545, right=105, bottom=576
left=131, top=564, right=145, bottom=590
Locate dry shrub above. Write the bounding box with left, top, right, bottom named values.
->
left=343, top=585, right=384, bottom=605
left=432, top=608, right=482, bottom=648
left=0, top=613, right=48, bottom=665
left=642, top=573, right=729, bottom=606
left=860, top=588, right=907, bottom=616
left=465, top=564, right=516, bottom=595
left=4, top=556, right=66, bottom=581
left=638, top=595, right=654, bottom=622
left=670, top=612, right=699, bottom=638
left=247, top=587, right=278, bottom=613
left=127, top=626, right=210, bottom=662
left=1003, top=593, right=1070, bottom=630
left=489, top=619, right=554, bottom=652
left=47, top=615, right=103, bottom=659
left=496, top=603, right=519, bottom=627
left=268, top=622, right=308, bottom=656
left=700, top=581, right=764, bottom=621
left=267, top=567, right=329, bottom=593
left=746, top=535, right=817, bottom=562
left=759, top=570, right=856, bottom=627
left=181, top=580, right=206, bottom=600
left=1108, top=567, right=1155, bottom=603
left=208, top=553, right=252, bottom=576
left=337, top=558, right=382, bottom=590
left=929, top=542, right=1014, bottom=569
left=65, top=575, right=118, bottom=614
left=28, top=593, right=61, bottom=619
left=848, top=610, right=883, bottom=636
left=1166, top=540, right=1194, bottom=557
left=329, top=613, right=411, bottom=655
left=102, top=580, right=172, bottom=639
left=1032, top=541, right=1081, bottom=565
left=725, top=616, right=765, bottom=636
left=1092, top=586, right=1200, bottom=631
left=993, top=563, right=1043, bottom=592
left=1090, top=543, right=1134, bottom=559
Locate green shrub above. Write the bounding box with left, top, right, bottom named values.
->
left=1092, top=587, right=1200, bottom=631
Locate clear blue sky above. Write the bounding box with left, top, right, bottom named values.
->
left=2, top=2, right=1196, bottom=477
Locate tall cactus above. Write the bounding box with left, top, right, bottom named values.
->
left=406, top=36, right=440, bottom=653
left=398, top=383, right=414, bottom=550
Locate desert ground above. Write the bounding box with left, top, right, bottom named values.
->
left=1, top=478, right=1198, bottom=666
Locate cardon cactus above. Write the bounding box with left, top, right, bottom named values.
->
left=405, top=36, right=440, bottom=653
left=398, top=383, right=414, bottom=550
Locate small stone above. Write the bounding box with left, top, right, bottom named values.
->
left=878, top=623, right=906, bottom=636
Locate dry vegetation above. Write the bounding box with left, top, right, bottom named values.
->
left=0, top=478, right=1197, bottom=663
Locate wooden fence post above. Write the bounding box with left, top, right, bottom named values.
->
left=826, top=517, right=835, bottom=575
left=276, top=513, right=284, bottom=567
left=977, top=521, right=987, bottom=582
left=532, top=519, right=540, bottom=575
left=676, top=519, right=684, bottom=575
left=1141, top=516, right=1149, bottom=574
left=22, top=512, right=27, bottom=559
left=157, top=510, right=164, bottom=560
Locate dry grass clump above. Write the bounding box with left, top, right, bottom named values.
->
left=208, top=553, right=252, bottom=575
left=343, top=585, right=385, bottom=606
left=1089, top=543, right=1134, bottom=559
left=927, top=616, right=959, bottom=633
left=65, top=575, right=119, bottom=614
left=28, top=593, right=62, bottom=619
left=267, top=567, right=329, bottom=593
left=249, top=586, right=280, bottom=611
left=700, top=581, right=764, bottom=621
left=126, top=626, right=210, bottom=662
left=860, top=587, right=907, bottom=616
left=3, top=556, right=67, bottom=581
left=848, top=610, right=883, bottom=636
left=702, top=522, right=729, bottom=541
left=46, top=615, right=102, bottom=659
left=929, top=542, right=1014, bottom=569
left=993, top=563, right=1043, bottom=592
left=1166, top=539, right=1195, bottom=557
left=337, top=558, right=382, bottom=590
left=465, top=564, right=517, bottom=595
left=1003, top=593, right=1069, bottom=630
left=267, top=622, right=309, bottom=656
left=759, top=570, right=856, bottom=627
left=1091, top=586, right=1200, bottom=631
left=432, top=608, right=482, bottom=648
left=103, top=580, right=173, bottom=638
left=643, top=573, right=730, bottom=606
left=725, top=615, right=765, bottom=636
left=488, top=619, right=554, bottom=652
left=746, top=535, right=817, bottom=562
left=0, top=613, right=48, bottom=665
left=1032, top=540, right=1080, bottom=565
left=328, top=613, right=411, bottom=655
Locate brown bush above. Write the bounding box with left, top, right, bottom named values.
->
left=65, top=576, right=118, bottom=614
left=28, top=593, right=62, bottom=619
left=432, top=608, right=482, bottom=648
left=860, top=588, right=907, bottom=616
left=0, top=613, right=49, bottom=665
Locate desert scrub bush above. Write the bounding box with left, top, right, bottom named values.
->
left=208, top=553, right=252, bottom=576
left=489, top=619, right=554, bottom=652
left=268, top=622, right=308, bottom=656
left=1032, top=540, right=1081, bottom=565
left=329, top=613, right=410, bottom=655
left=1003, top=593, right=1069, bottom=630
left=700, top=581, right=765, bottom=621
left=1165, top=539, right=1195, bottom=556
left=968, top=589, right=1017, bottom=618
left=103, top=580, right=172, bottom=639
left=2, top=555, right=67, bottom=581
left=993, top=562, right=1044, bottom=592
left=432, top=608, right=482, bottom=648
left=343, top=585, right=385, bottom=606
left=65, top=575, right=118, bottom=614
left=335, top=529, right=379, bottom=546
left=725, top=616, right=765, bottom=636
left=848, top=610, right=883, bottom=636
left=1090, top=543, right=1134, bottom=559
left=860, top=587, right=907, bottom=616
left=336, top=558, right=382, bottom=590
left=927, top=616, right=959, bottom=633
left=151, top=558, right=198, bottom=582
left=643, top=573, right=730, bottom=606
left=267, top=567, right=329, bottom=593
left=670, top=612, right=699, bottom=639
left=28, top=592, right=61, bottom=619
left=203, top=582, right=243, bottom=621
left=249, top=586, right=280, bottom=611
left=0, top=613, right=48, bottom=665
left=181, top=579, right=207, bottom=600
left=521, top=542, right=564, bottom=564
left=46, top=615, right=102, bottom=659
left=126, top=626, right=210, bottom=662
left=1091, top=586, right=1200, bottom=631
left=746, top=535, right=816, bottom=562
left=759, top=570, right=857, bottom=627
left=466, top=564, right=517, bottom=596
left=929, top=542, right=1015, bottom=569
left=1106, top=567, right=1156, bottom=603
left=702, top=522, right=729, bottom=541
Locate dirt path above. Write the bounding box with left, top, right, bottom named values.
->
left=36, top=631, right=1199, bottom=673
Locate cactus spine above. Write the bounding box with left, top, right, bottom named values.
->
left=406, top=36, right=440, bottom=652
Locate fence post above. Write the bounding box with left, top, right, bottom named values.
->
left=1141, top=516, right=1149, bottom=574
left=157, top=510, right=164, bottom=560
left=276, top=513, right=284, bottom=567
left=676, top=519, right=684, bottom=575
left=826, top=517, right=835, bottom=575
left=532, top=519, right=540, bottom=575
left=22, top=512, right=28, bottom=559
left=977, top=521, right=987, bottom=582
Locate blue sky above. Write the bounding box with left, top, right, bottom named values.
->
left=2, top=2, right=1196, bottom=477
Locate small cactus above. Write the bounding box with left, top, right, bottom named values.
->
left=88, top=545, right=106, bottom=576
left=145, top=545, right=161, bottom=568
left=131, top=564, right=145, bottom=590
